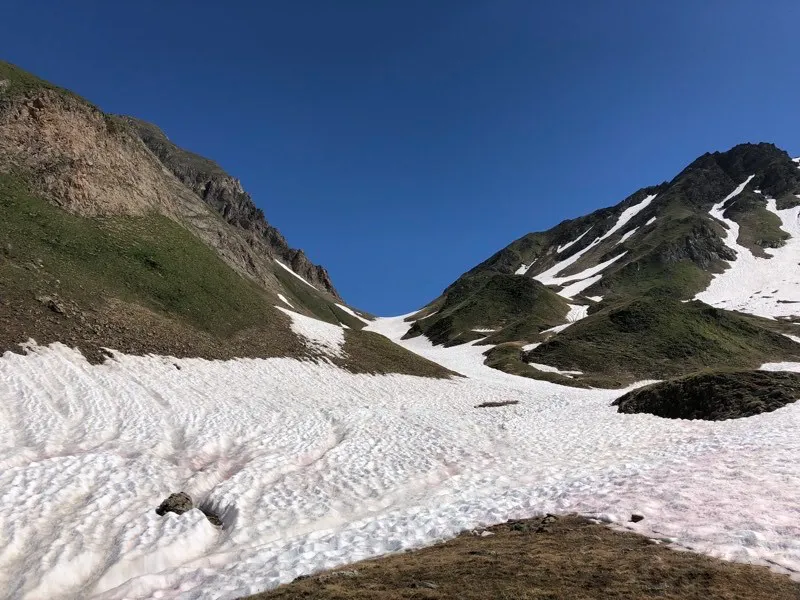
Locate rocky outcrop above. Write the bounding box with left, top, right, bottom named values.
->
left=0, top=75, right=338, bottom=299
left=122, top=117, right=339, bottom=298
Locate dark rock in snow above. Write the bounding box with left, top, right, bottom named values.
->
left=155, top=492, right=193, bottom=516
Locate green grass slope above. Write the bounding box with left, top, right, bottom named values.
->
left=524, top=298, right=800, bottom=386
left=0, top=172, right=448, bottom=377
left=405, top=273, right=570, bottom=346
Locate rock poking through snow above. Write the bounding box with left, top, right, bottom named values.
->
left=155, top=492, right=193, bottom=517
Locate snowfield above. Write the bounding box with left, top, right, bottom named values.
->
left=1, top=318, right=800, bottom=599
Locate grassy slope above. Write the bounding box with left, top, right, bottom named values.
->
left=613, top=370, right=800, bottom=420
left=524, top=298, right=800, bottom=387
left=0, top=172, right=449, bottom=376
left=0, top=61, right=86, bottom=101
left=272, top=264, right=366, bottom=330
left=406, top=273, right=569, bottom=346
left=246, top=514, right=800, bottom=600
left=0, top=173, right=275, bottom=337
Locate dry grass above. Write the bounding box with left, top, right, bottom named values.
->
left=243, top=515, right=800, bottom=600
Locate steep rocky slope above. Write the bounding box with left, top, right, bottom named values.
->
left=121, top=117, right=339, bottom=297
left=0, top=60, right=447, bottom=377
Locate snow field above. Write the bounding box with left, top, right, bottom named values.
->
left=2, top=338, right=800, bottom=599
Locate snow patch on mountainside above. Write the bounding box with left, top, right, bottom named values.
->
left=696, top=178, right=800, bottom=318
left=557, top=228, right=591, bottom=253
left=567, top=304, right=589, bottom=322
left=532, top=194, right=655, bottom=298
left=596, top=194, right=657, bottom=243
left=514, top=263, right=531, bottom=275
left=275, top=260, right=317, bottom=290
left=558, top=274, right=604, bottom=299
left=277, top=294, right=294, bottom=308
left=276, top=306, right=346, bottom=357
left=335, top=303, right=371, bottom=325
left=617, top=227, right=639, bottom=244
left=527, top=362, right=584, bottom=377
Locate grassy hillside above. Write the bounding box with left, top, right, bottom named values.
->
left=405, top=273, right=569, bottom=346
left=0, top=171, right=448, bottom=377
left=524, top=298, right=800, bottom=386
left=247, top=514, right=800, bottom=600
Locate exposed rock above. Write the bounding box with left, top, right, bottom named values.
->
left=36, top=295, right=65, bottom=315
left=121, top=117, right=340, bottom=298
left=0, top=87, right=339, bottom=301
left=155, top=492, right=193, bottom=516
left=631, top=514, right=645, bottom=523
left=614, top=370, right=800, bottom=420
left=542, top=514, right=558, bottom=524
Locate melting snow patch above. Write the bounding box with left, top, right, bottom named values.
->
left=533, top=195, right=655, bottom=299
left=276, top=306, right=345, bottom=358
left=335, top=303, right=371, bottom=325
left=596, top=194, right=657, bottom=244
left=617, top=227, right=639, bottom=245
left=471, top=328, right=497, bottom=333
left=275, top=260, right=318, bottom=290
left=566, top=304, right=589, bottom=322
left=645, top=217, right=656, bottom=226
left=542, top=323, right=572, bottom=335
left=277, top=294, right=294, bottom=308
left=696, top=178, right=800, bottom=318
left=587, top=296, right=603, bottom=303
left=559, top=274, right=603, bottom=299
left=527, top=362, right=584, bottom=377
left=521, top=342, right=541, bottom=352
left=557, top=228, right=592, bottom=254
left=515, top=263, right=531, bottom=275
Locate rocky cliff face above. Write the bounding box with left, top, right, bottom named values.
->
left=122, top=117, right=339, bottom=298
left=0, top=62, right=340, bottom=302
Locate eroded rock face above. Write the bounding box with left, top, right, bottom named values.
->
left=123, top=117, right=340, bottom=298
left=0, top=90, right=339, bottom=298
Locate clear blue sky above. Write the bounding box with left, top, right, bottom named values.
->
left=3, top=1, right=799, bottom=315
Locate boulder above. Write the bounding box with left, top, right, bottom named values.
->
left=155, top=492, right=193, bottom=516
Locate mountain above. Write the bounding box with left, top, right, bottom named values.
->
left=0, top=60, right=447, bottom=377
left=402, top=142, right=800, bottom=385
left=3, top=61, right=800, bottom=600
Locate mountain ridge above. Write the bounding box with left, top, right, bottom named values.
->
left=401, top=142, right=800, bottom=384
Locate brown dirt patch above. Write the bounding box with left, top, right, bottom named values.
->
left=243, top=515, right=800, bottom=600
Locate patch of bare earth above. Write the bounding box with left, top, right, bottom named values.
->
left=243, top=515, right=800, bottom=600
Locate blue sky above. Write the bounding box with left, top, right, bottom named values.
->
left=4, top=1, right=800, bottom=315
